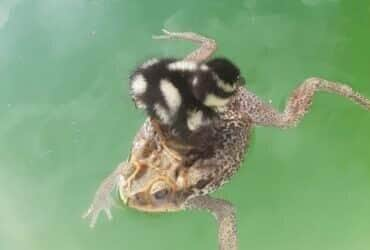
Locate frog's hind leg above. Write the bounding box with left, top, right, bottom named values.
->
left=153, top=29, right=217, bottom=63
left=184, top=195, right=237, bottom=250
left=241, top=77, right=370, bottom=128
left=82, top=162, right=128, bottom=228
left=280, top=77, right=370, bottom=127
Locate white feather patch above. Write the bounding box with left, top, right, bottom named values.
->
left=192, top=76, right=199, bottom=86
left=200, top=64, right=209, bottom=71
left=187, top=110, right=204, bottom=131
left=133, top=98, right=147, bottom=109
left=131, top=74, right=147, bottom=95
left=154, top=103, right=170, bottom=124
left=203, top=93, right=230, bottom=107
left=168, top=61, right=197, bottom=72
left=159, top=79, right=182, bottom=114
left=212, top=73, right=236, bottom=93
left=141, top=58, right=159, bottom=69
left=216, top=79, right=236, bottom=92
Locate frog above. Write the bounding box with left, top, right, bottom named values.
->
left=83, top=29, right=370, bottom=250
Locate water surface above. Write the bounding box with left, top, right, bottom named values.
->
left=1, top=1, right=370, bottom=250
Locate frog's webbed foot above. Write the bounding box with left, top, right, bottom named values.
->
left=82, top=162, right=127, bottom=228
left=153, top=29, right=217, bottom=62
left=184, top=195, right=237, bottom=250
left=82, top=191, right=114, bottom=228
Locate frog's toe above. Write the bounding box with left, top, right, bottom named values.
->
left=104, top=208, right=113, bottom=220
left=82, top=206, right=100, bottom=228
left=83, top=196, right=115, bottom=228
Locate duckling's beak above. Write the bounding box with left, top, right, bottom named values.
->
left=238, top=76, right=246, bottom=85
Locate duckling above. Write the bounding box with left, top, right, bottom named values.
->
left=129, top=57, right=242, bottom=137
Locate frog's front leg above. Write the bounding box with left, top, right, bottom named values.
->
left=83, top=161, right=128, bottom=228
left=240, top=77, right=370, bottom=128
left=184, top=195, right=237, bottom=250
left=153, top=29, right=217, bottom=62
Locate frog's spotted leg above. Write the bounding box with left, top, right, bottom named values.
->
left=184, top=196, right=237, bottom=250
left=82, top=162, right=128, bottom=228
left=153, top=29, right=217, bottom=63
left=239, top=77, right=370, bottom=128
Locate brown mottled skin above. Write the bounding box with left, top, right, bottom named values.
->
left=83, top=29, right=370, bottom=250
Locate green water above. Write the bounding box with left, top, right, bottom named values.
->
left=1, top=1, right=370, bottom=249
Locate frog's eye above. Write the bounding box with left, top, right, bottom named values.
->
left=153, top=189, right=169, bottom=200
left=150, top=180, right=171, bottom=200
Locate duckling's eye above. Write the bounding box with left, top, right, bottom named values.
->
left=153, top=189, right=169, bottom=200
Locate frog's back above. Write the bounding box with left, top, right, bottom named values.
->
left=130, top=87, right=253, bottom=197
left=191, top=86, right=253, bottom=194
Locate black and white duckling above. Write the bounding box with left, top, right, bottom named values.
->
left=129, top=57, right=242, bottom=136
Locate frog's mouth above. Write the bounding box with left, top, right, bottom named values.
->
left=117, top=175, right=128, bottom=205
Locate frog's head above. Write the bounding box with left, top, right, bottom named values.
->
left=119, top=161, right=181, bottom=212
left=118, top=137, right=209, bottom=212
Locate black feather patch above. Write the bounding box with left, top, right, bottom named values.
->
left=206, top=57, right=240, bottom=84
